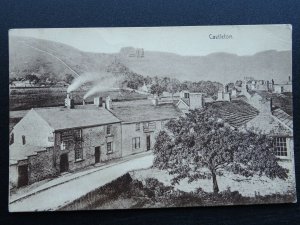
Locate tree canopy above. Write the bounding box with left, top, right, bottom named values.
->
left=153, top=108, right=288, bottom=193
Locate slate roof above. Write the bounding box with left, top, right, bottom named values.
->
left=255, top=91, right=293, bottom=116
left=10, top=144, right=47, bottom=164
left=272, top=108, right=293, bottom=130
left=111, top=99, right=183, bottom=123
left=208, top=100, right=259, bottom=128
left=33, top=105, right=121, bottom=131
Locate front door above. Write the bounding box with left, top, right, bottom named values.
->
left=146, top=135, right=151, bottom=151
left=95, top=146, right=100, bottom=163
left=18, top=165, right=28, bottom=187
left=60, top=153, right=69, bottom=173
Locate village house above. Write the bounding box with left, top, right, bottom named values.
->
left=211, top=79, right=294, bottom=161
left=10, top=95, right=122, bottom=188
left=217, top=85, right=231, bottom=102
left=9, top=93, right=183, bottom=188
left=110, top=99, right=183, bottom=156
left=244, top=93, right=293, bottom=160
left=273, top=76, right=292, bottom=93
left=9, top=78, right=294, bottom=189
left=176, top=90, right=205, bottom=113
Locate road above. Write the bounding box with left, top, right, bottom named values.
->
left=9, top=153, right=154, bottom=212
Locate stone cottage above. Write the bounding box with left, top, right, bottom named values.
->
left=10, top=96, right=122, bottom=188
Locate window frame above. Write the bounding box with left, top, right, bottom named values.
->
left=10, top=133, right=14, bottom=145
left=135, top=123, right=140, bottom=131
left=75, top=147, right=83, bottom=161
left=132, top=137, right=141, bottom=150
left=61, top=141, right=67, bottom=150
left=22, top=135, right=26, bottom=145
left=107, top=142, right=113, bottom=154
left=106, top=125, right=112, bottom=135
left=274, top=137, right=288, bottom=157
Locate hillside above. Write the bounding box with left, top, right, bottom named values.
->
left=9, top=36, right=292, bottom=84
left=121, top=50, right=291, bottom=83
left=9, top=36, right=116, bottom=81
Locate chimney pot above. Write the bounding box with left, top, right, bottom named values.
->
left=94, top=97, right=103, bottom=107
left=105, top=96, right=112, bottom=110
left=65, top=92, right=74, bottom=109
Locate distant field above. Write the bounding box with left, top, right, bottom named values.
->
left=9, top=87, right=148, bottom=132
left=9, top=87, right=147, bottom=111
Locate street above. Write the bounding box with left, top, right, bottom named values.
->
left=9, top=152, right=154, bottom=212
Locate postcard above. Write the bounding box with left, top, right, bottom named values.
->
left=8, top=25, right=296, bottom=211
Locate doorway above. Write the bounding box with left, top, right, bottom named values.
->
left=60, top=153, right=69, bottom=173
left=95, top=146, right=100, bottom=164
left=146, top=135, right=151, bottom=151
left=18, top=165, right=28, bottom=187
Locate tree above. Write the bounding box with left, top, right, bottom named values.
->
left=166, top=78, right=180, bottom=99
left=25, top=74, right=39, bottom=84
left=153, top=108, right=288, bottom=194
left=150, top=83, right=165, bottom=96
left=64, top=74, right=74, bottom=84
left=235, top=80, right=243, bottom=87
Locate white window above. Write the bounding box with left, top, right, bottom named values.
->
left=274, top=137, right=288, bottom=157
left=61, top=141, right=67, bottom=150
left=132, top=137, right=141, bottom=149
left=107, top=142, right=113, bottom=154
left=107, top=125, right=112, bottom=135
left=75, top=148, right=83, bottom=161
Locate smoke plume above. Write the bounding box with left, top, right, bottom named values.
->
left=67, top=72, right=112, bottom=93
left=83, top=76, right=119, bottom=99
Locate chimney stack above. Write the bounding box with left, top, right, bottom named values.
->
left=151, top=96, right=159, bottom=106
left=94, top=97, right=103, bottom=107
left=105, top=96, right=112, bottom=110
left=65, top=92, right=74, bottom=109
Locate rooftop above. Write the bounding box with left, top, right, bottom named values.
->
left=10, top=144, right=47, bottom=164
left=111, top=99, right=183, bottom=123
left=33, top=105, right=121, bottom=131
left=254, top=91, right=293, bottom=116
left=272, top=108, right=293, bottom=130
left=208, top=100, right=259, bottom=128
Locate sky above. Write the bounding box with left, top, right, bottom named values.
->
left=10, top=25, right=292, bottom=56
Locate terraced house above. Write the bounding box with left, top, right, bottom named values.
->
left=111, top=99, right=182, bottom=156
left=9, top=82, right=294, bottom=189
left=10, top=95, right=122, bottom=188
left=9, top=94, right=183, bottom=188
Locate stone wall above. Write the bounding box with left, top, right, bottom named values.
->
left=121, top=120, right=164, bottom=157
left=28, top=147, right=56, bottom=184
left=53, top=123, right=122, bottom=173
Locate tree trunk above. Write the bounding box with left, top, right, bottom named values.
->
left=211, top=171, right=219, bottom=194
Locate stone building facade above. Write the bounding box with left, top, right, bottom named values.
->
left=10, top=98, right=122, bottom=188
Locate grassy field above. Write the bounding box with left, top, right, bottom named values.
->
left=9, top=87, right=147, bottom=111
left=9, top=86, right=147, bottom=132
left=60, top=171, right=296, bottom=210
